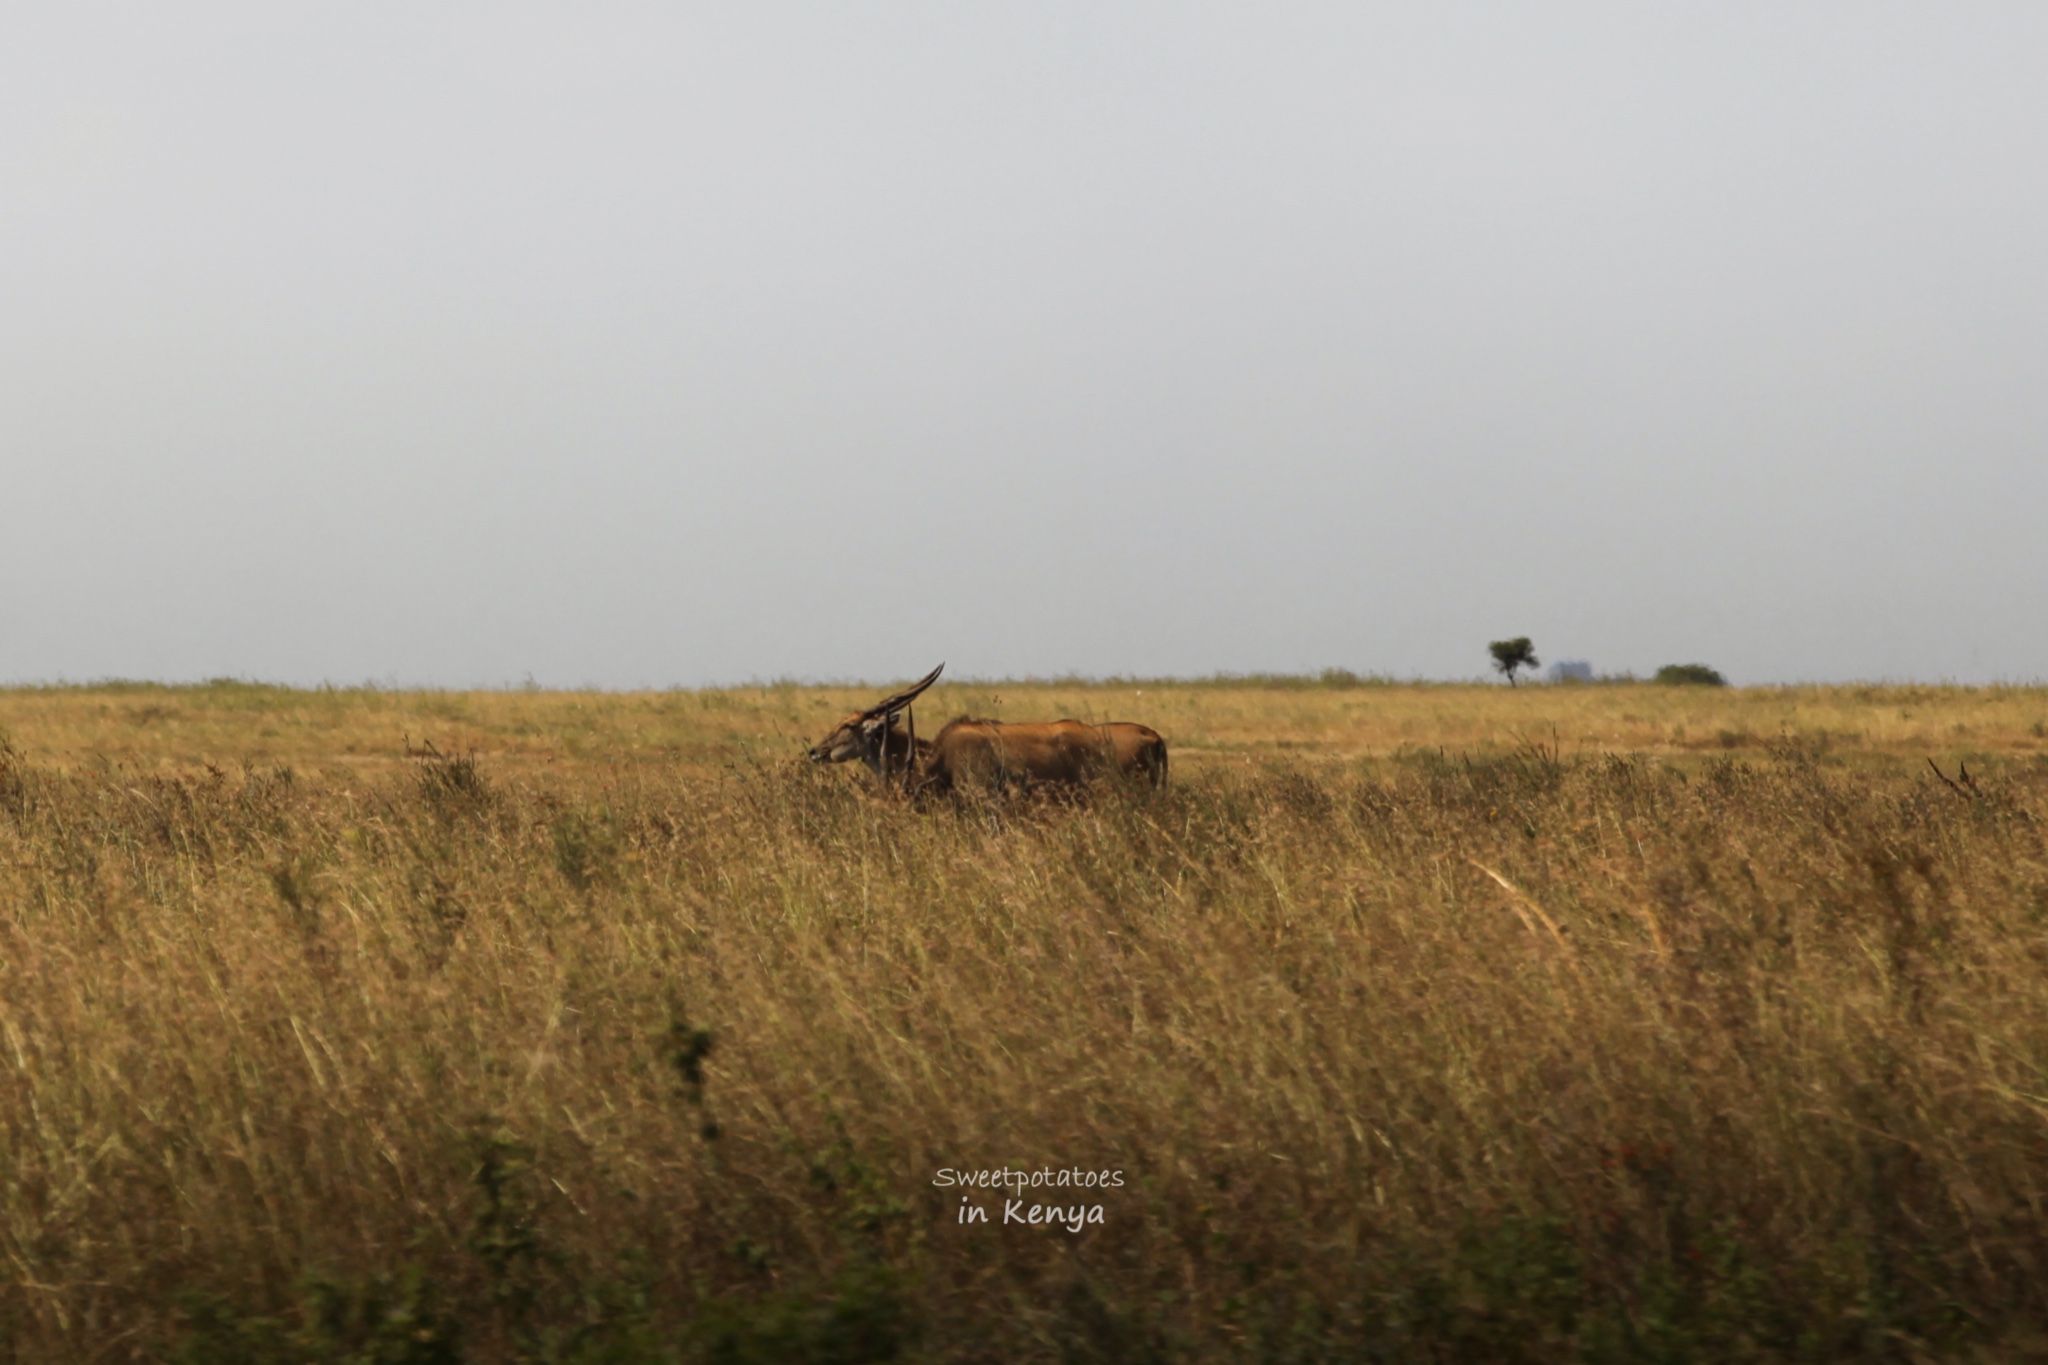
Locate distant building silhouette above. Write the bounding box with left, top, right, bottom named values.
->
left=1547, top=660, right=1593, bottom=683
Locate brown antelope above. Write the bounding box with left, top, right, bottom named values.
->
left=807, top=664, right=1167, bottom=794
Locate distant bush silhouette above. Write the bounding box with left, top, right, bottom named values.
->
left=1654, top=663, right=1727, bottom=686
left=1488, top=638, right=1539, bottom=687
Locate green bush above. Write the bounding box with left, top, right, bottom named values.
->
left=1653, top=663, right=1727, bottom=686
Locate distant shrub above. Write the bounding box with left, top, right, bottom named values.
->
left=1654, top=663, right=1727, bottom=687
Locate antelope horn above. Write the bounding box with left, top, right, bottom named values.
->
left=862, top=663, right=944, bottom=720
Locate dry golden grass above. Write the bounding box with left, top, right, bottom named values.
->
left=3, top=680, right=2048, bottom=1362
left=6, top=677, right=2045, bottom=777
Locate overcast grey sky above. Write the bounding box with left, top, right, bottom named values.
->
left=4, top=3, right=2045, bottom=687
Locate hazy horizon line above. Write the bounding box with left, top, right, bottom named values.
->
left=4, top=670, right=2045, bottom=694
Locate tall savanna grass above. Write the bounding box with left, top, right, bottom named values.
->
left=3, top=685, right=2048, bottom=1360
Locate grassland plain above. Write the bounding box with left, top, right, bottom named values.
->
left=4, top=680, right=2048, bottom=1362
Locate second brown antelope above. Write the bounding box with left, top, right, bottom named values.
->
left=807, top=664, right=1168, bottom=795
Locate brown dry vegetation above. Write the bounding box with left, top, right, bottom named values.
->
left=4, top=681, right=2048, bottom=1362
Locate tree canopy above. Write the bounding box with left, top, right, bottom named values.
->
left=1488, top=638, right=1539, bottom=687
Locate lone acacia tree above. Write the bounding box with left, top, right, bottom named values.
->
left=1489, top=637, right=1539, bottom=687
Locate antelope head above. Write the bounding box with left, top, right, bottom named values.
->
left=807, top=664, right=943, bottom=771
